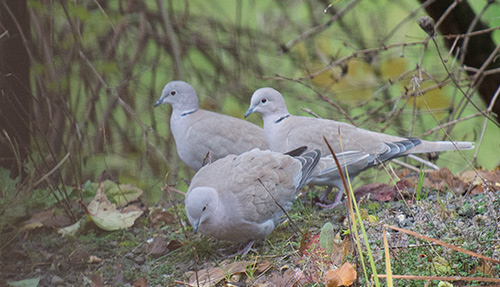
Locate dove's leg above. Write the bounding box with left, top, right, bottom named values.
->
left=317, top=186, right=344, bottom=209
left=228, top=240, right=255, bottom=258
left=318, top=185, right=334, bottom=203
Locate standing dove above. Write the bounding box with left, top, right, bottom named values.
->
left=184, top=148, right=321, bottom=254
left=245, top=87, right=474, bottom=208
left=154, top=81, right=268, bottom=171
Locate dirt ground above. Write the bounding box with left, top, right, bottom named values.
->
left=1, top=180, right=499, bottom=287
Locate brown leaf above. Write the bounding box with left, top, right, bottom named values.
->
left=187, top=260, right=269, bottom=287
left=354, top=183, right=397, bottom=202
left=298, top=232, right=353, bottom=283
left=91, top=274, right=104, bottom=287
left=97, top=170, right=115, bottom=183
left=149, top=207, right=175, bottom=226
left=132, top=276, right=147, bottom=287
left=460, top=169, right=500, bottom=194
left=428, top=167, right=466, bottom=194
left=255, top=268, right=304, bottom=287
left=402, top=168, right=467, bottom=194
left=470, top=259, right=498, bottom=277
left=323, top=262, right=357, bottom=287
left=19, top=210, right=72, bottom=230
left=146, top=236, right=169, bottom=258
left=167, top=239, right=182, bottom=252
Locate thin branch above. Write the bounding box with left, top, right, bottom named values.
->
left=279, top=0, right=360, bottom=55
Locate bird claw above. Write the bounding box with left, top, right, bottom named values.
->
left=228, top=240, right=255, bottom=258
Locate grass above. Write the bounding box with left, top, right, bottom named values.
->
left=1, top=171, right=499, bottom=286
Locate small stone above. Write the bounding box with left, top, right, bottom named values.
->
left=124, top=252, right=134, bottom=259
left=51, top=275, right=64, bottom=286
left=135, top=255, right=145, bottom=264
left=396, top=214, right=405, bottom=224
left=402, top=218, right=414, bottom=227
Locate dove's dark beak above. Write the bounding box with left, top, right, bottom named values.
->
left=244, top=107, right=254, bottom=118
left=192, top=219, right=200, bottom=234
left=154, top=99, right=162, bottom=107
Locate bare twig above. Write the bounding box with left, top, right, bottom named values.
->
left=385, top=224, right=500, bottom=264
left=158, top=0, right=183, bottom=79
left=279, top=0, right=360, bottom=55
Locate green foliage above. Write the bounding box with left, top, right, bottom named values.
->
left=319, top=222, right=335, bottom=254
left=0, top=167, right=73, bottom=233
left=0, top=168, right=18, bottom=194
left=7, top=276, right=41, bottom=287
left=416, top=165, right=427, bottom=201
left=17, top=0, right=497, bottom=215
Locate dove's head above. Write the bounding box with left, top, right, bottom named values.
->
left=155, top=81, right=199, bottom=111
left=185, top=187, right=218, bottom=233
left=245, top=87, right=289, bottom=120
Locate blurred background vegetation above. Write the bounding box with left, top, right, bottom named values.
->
left=1, top=0, right=499, bottom=218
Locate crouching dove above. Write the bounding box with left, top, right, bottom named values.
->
left=154, top=81, right=268, bottom=171
left=184, top=148, right=321, bottom=255
left=245, top=87, right=474, bottom=209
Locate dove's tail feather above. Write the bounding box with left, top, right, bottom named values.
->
left=406, top=140, right=474, bottom=154
left=295, top=149, right=321, bottom=189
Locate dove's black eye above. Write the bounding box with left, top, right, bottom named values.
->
left=170, top=90, right=177, bottom=96
left=261, top=98, right=267, bottom=104
left=202, top=206, right=207, bottom=211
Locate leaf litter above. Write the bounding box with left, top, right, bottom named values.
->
left=2, top=167, right=500, bottom=286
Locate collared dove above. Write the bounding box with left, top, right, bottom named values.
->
left=245, top=87, right=474, bottom=208
left=184, top=148, right=321, bottom=253
left=154, top=81, right=268, bottom=171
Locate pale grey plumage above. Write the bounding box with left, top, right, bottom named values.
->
left=184, top=148, right=321, bottom=243
left=245, top=87, right=474, bottom=207
left=154, top=81, right=268, bottom=171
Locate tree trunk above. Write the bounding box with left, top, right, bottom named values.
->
left=0, top=0, right=32, bottom=179
left=419, top=0, right=500, bottom=123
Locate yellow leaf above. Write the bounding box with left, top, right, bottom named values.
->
left=311, top=62, right=340, bottom=88
left=295, top=42, right=309, bottom=62
left=381, top=57, right=408, bottom=79
left=413, top=84, right=450, bottom=111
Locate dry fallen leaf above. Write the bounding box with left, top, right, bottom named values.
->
left=401, top=168, right=469, bottom=195
left=428, top=168, right=466, bottom=194
left=167, top=239, right=182, bottom=252
left=470, top=259, right=497, bottom=277
left=133, top=276, right=147, bottom=287
left=186, top=260, right=270, bottom=287
left=323, top=262, right=357, bottom=287
left=149, top=207, right=175, bottom=226
left=355, top=183, right=397, bottom=202
left=300, top=232, right=351, bottom=267
left=146, top=236, right=169, bottom=258
left=19, top=210, right=71, bottom=230
left=91, top=274, right=104, bottom=287
left=459, top=169, right=500, bottom=194
left=86, top=182, right=143, bottom=231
